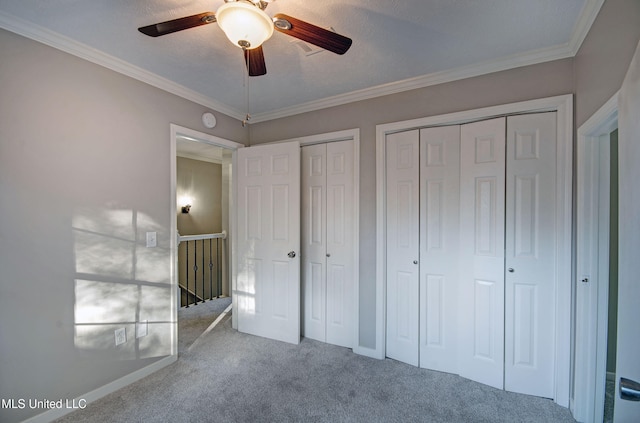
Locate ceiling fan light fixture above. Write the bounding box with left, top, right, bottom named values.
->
left=216, top=1, right=274, bottom=49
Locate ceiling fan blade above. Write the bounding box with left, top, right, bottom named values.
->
left=244, top=46, right=267, bottom=77
left=138, top=12, right=216, bottom=37
left=273, top=13, right=352, bottom=55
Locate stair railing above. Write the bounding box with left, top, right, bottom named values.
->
left=178, top=231, right=226, bottom=307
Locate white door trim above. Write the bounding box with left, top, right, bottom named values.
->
left=169, top=124, right=243, bottom=346
left=375, top=95, right=573, bottom=407
left=573, top=92, right=618, bottom=422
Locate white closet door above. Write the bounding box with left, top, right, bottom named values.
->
left=236, top=141, right=300, bottom=345
left=504, top=112, right=557, bottom=397
left=326, top=140, right=355, bottom=348
left=386, top=130, right=420, bottom=366
left=419, top=126, right=460, bottom=373
left=301, top=140, right=355, bottom=348
left=301, top=144, right=327, bottom=342
left=459, top=117, right=506, bottom=389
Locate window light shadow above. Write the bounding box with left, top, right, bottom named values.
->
left=72, top=206, right=172, bottom=360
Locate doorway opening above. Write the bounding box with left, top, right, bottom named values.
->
left=170, top=124, right=243, bottom=356
left=574, top=92, right=619, bottom=423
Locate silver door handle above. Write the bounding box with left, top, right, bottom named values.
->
left=508, top=268, right=515, bottom=273
left=413, top=260, right=418, bottom=265
left=288, top=251, right=296, bottom=258
left=326, top=253, right=331, bottom=257
left=620, top=377, right=640, bottom=401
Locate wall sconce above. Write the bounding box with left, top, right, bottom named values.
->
left=178, top=195, right=193, bottom=214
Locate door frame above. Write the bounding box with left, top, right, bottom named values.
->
left=375, top=94, right=573, bottom=407
left=169, top=124, right=243, bottom=354
left=572, top=92, right=618, bottom=422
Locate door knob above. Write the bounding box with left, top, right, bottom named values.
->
left=288, top=251, right=296, bottom=258
left=620, top=377, right=640, bottom=401
left=508, top=268, right=515, bottom=273
left=326, top=253, right=331, bottom=257
left=413, top=260, right=418, bottom=265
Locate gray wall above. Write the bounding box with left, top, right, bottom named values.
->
left=251, top=59, right=575, bottom=349
left=0, top=29, right=245, bottom=423
left=574, top=0, right=640, bottom=128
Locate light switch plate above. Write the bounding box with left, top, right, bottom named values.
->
left=115, top=328, right=126, bottom=346
left=146, top=231, right=157, bottom=248
left=136, top=320, right=148, bottom=338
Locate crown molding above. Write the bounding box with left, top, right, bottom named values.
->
left=0, top=11, right=246, bottom=121
left=1, top=0, right=604, bottom=124
left=568, top=0, right=605, bottom=56
left=250, top=42, right=574, bottom=123
left=176, top=151, right=224, bottom=165
left=248, top=0, right=605, bottom=123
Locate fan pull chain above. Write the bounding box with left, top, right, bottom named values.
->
left=242, top=47, right=251, bottom=131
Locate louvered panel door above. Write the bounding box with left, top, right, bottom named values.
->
left=386, top=130, right=420, bottom=367
left=458, top=117, right=506, bottom=389
left=419, top=126, right=461, bottom=373
left=504, top=112, right=557, bottom=397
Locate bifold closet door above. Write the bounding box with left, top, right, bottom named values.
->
left=301, top=141, right=355, bottom=348
left=419, top=126, right=460, bottom=374
left=386, top=130, right=420, bottom=366
left=458, top=117, right=506, bottom=390
left=326, top=140, right=355, bottom=348
left=302, top=143, right=327, bottom=343
left=504, top=112, right=557, bottom=398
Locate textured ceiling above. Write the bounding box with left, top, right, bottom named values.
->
left=0, top=0, right=597, bottom=121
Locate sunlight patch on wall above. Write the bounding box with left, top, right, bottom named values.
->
left=74, top=230, right=135, bottom=279
left=136, top=246, right=169, bottom=284
left=73, top=208, right=137, bottom=240
left=72, top=206, right=173, bottom=359
left=75, top=279, right=139, bottom=323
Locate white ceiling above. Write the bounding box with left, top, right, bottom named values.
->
left=0, top=0, right=601, bottom=122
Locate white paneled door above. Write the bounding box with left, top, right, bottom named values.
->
left=386, top=130, right=420, bottom=367
left=301, top=140, right=356, bottom=348
left=236, top=141, right=301, bottom=345
left=301, top=143, right=327, bottom=343
left=385, top=113, right=559, bottom=397
left=419, top=126, right=460, bottom=374
left=504, top=113, right=557, bottom=398
left=458, top=117, right=506, bottom=390
left=326, top=141, right=356, bottom=347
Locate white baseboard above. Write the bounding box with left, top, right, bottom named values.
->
left=23, top=355, right=177, bottom=423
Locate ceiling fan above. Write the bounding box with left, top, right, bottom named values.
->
left=138, top=0, right=352, bottom=77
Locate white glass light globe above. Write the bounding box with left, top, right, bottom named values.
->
left=216, top=1, right=274, bottom=49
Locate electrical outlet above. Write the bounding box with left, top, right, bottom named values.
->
left=114, top=328, right=126, bottom=346
left=136, top=320, right=148, bottom=338
left=146, top=231, right=157, bottom=248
